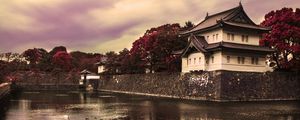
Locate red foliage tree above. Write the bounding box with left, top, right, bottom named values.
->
left=52, top=51, right=73, bottom=71
left=260, top=8, right=300, bottom=71
left=129, top=23, right=187, bottom=73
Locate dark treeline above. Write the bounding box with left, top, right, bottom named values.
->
left=0, top=46, right=103, bottom=83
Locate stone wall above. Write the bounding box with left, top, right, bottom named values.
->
left=99, top=72, right=220, bottom=100
left=12, top=71, right=80, bottom=90
left=220, top=71, right=300, bottom=101
left=99, top=71, right=300, bottom=101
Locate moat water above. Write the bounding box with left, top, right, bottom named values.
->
left=1, top=91, right=300, bottom=120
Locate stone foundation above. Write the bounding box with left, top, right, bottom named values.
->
left=12, top=71, right=80, bottom=90
left=220, top=71, right=300, bottom=101
left=99, top=71, right=300, bottom=101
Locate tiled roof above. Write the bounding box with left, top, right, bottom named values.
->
left=186, top=7, right=238, bottom=33
left=171, top=49, right=184, bottom=55
left=222, top=21, right=270, bottom=31
left=180, top=35, right=274, bottom=57
left=206, top=42, right=274, bottom=52
left=180, top=35, right=208, bottom=56
left=81, top=69, right=92, bottom=74
left=181, top=4, right=268, bottom=35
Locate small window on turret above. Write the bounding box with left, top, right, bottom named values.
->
left=242, top=35, right=249, bottom=42
left=199, top=57, right=201, bottom=64
left=242, top=35, right=245, bottom=42
left=238, top=57, right=244, bottom=64
left=252, top=57, right=259, bottom=65
left=227, top=33, right=230, bottom=40
left=227, top=33, right=234, bottom=41
left=227, top=56, right=230, bottom=63
left=241, top=57, right=245, bottom=64
left=255, top=58, right=259, bottom=65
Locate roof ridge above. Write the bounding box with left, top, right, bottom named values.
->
left=205, top=5, right=241, bottom=20
left=206, top=41, right=274, bottom=52
left=222, top=21, right=270, bottom=30
left=221, top=41, right=268, bottom=47
left=183, top=5, right=241, bottom=34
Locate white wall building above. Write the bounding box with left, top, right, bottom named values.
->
left=97, top=65, right=105, bottom=74
left=96, top=57, right=107, bottom=74
left=180, top=3, right=273, bottom=73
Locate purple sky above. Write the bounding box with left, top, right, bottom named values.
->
left=0, top=0, right=299, bottom=53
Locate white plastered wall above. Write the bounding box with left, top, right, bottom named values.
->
left=181, top=57, right=188, bottom=72
left=182, top=52, right=205, bottom=72
left=182, top=51, right=223, bottom=72
left=98, top=65, right=105, bottom=74
left=181, top=51, right=273, bottom=72
left=222, top=30, right=260, bottom=45
left=206, top=51, right=222, bottom=71
left=221, top=51, right=273, bottom=72
left=200, top=28, right=223, bottom=44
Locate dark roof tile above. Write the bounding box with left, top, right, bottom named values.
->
left=181, top=4, right=268, bottom=35
left=222, top=21, right=270, bottom=31
left=206, top=42, right=274, bottom=52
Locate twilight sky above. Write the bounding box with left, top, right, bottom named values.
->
left=0, top=0, right=299, bottom=53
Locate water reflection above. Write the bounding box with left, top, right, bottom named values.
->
left=1, top=91, right=300, bottom=120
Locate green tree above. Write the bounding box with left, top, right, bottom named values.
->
left=182, top=21, right=195, bottom=31
left=103, top=51, right=119, bottom=74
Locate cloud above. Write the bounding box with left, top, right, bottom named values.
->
left=0, top=0, right=299, bottom=53
left=94, top=24, right=152, bottom=53
left=0, top=0, right=66, bottom=32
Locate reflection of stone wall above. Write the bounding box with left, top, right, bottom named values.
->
left=99, top=71, right=300, bottom=101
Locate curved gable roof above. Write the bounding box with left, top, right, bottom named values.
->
left=181, top=35, right=208, bottom=57
left=180, top=34, right=274, bottom=57
left=181, top=4, right=268, bottom=35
